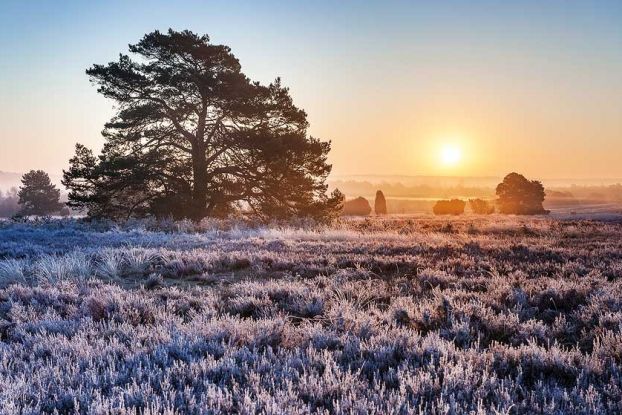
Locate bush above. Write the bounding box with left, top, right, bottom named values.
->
left=469, top=198, right=495, bottom=214
left=59, top=206, right=71, bottom=217
left=341, top=197, right=372, bottom=216
left=432, top=199, right=465, bottom=215
left=374, top=190, right=387, bottom=215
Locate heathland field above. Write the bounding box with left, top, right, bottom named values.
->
left=1, top=216, right=622, bottom=414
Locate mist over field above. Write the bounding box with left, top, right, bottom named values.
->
left=330, top=176, right=622, bottom=217
left=3, top=170, right=622, bottom=218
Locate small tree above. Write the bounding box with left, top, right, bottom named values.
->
left=496, top=172, right=548, bottom=214
left=374, top=190, right=387, bottom=215
left=17, top=170, right=63, bottom=216
left=433, top=199, right=465, bottom=215
left=469, top=198, right=494, bottom=214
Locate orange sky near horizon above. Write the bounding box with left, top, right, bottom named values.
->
left=1, top=1, right=621, bottom=181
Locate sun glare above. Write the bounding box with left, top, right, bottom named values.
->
left=440, top=144, right=462, bottom=166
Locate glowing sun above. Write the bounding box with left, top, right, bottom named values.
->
left=440, top=144, right=462, bottom=166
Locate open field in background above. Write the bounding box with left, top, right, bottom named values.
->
left=376, top=196, right=622, bottom=217
left=0, top=216, right=622, bottom=413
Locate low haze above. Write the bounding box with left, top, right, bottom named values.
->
left=1, top=0, right=621, bottom=180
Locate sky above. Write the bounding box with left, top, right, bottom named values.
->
left=1, top=0, right=621, bottom=181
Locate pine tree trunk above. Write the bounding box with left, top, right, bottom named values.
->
left=191, top=144, right=208, bottom=220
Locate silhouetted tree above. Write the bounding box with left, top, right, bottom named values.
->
left=374, top=190, right=387, bottom=215
left=496, top=172, right=548, bottom=214
left=17, top=170, right=62, bottom=216
left=342, top=197, right=372, bottom=216
left=469, top=198, right=494, bottom=214
left=433, top=199, right=465, bottom=215
left=63, top=29, right=342, bottom=221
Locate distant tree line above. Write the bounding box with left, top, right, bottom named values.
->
left=548, top=184, right=622, bottom=202
left=0, top=188, right=19, bottom=217
left=331, top=180, right=494, bottom=199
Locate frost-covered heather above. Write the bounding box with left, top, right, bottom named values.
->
left=0, top=216, right=621, bottom=413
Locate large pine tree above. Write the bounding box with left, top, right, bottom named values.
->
left=63, top=29, right=342, bottom=221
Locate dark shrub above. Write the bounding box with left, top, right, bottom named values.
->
left=432, top=199, right=465, bottom=215
left=374, top=190, right=387, bottom=215
left=469, top=198, right=494, bottom=214
left=59, top=206, right=71, bottom=217
left=342, top=197, right=372, bottom=216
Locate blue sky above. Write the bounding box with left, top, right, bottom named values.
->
left=1, top=1, right=621, bottom=179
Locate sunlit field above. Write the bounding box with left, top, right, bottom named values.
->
left=0, top=215, right=621, bottom=414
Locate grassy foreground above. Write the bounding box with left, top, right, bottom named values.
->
left=0, top=216, right=621, bottom=414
